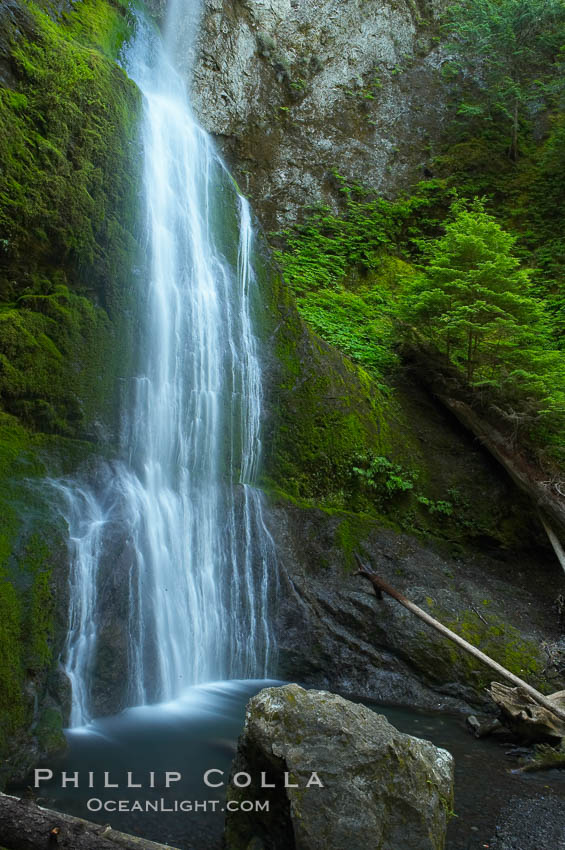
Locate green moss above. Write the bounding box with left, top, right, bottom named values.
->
left=411, top=605, right=547, bottom=694
left=0, top=0, right=141, bottom=437
left=22, top=536, right=54, bottom=671
left=0, top=0, right=141, bottom=777
left=0, top=2, right=139, bottom=298
left=334, top=514, right=375, bottom=570
left=447, top=611, right=544, bottom=689
left=35, top=705, right=66, bottom=755
left=0, top=575, right=24, bottom=752
left=0, top=435, right=62, bottom=757
left=270, top=323, right=394, bottom=498
left=258, top=253, right=397, bottom=500
left=64, top=0, right=134, bottom=58
left=0, top=286, right=127, bottom=436
left=522, top=743, right=565, bottom=772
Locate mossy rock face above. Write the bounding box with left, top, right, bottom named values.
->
left=225, top=684, right=454, bottom=850
left=0, top=0, right=141, bottom=440
left=0, top=436, right=70, bottom=784
left=256, top=215, right=542, bottom=551
left=256, top=245, right=396, bottom=502
left=266, top=497, right=563, bottom=709
left=0, top=0, right=141, bottom=783
left=35, top=704, right=66, bottom=756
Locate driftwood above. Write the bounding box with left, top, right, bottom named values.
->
left=488, top=682, right=565, bottom=741
left=354, top=555, right=565, bottom=728
left=0, top=792, right=179, bottom=850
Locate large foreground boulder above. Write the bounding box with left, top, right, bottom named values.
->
left=224, top=684, right=454, bottom=850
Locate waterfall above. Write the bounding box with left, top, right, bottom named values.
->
left=60, top=0, right=277, bottom=726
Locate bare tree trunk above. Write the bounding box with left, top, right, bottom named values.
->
left=354, top=556, right=565, bottom=725
left=466, top=331, right=473, bottom=383
left=510, top=99, right=519, bottom=160
left=540, top=514, right=565, bottom=577
left=488, top=681, right=565, bottom=740
left=489, top=682, right=565, bottom=740
left=0, top=792, right=179, bottom=850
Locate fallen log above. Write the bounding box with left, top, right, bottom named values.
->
left=539, top=514, right=565, bottom=577
left=0, top=792, right=179, bottom=850
left=354, top=555, right=565, bottom=727
left=436, top=395, right=565, bottom=542
left=403, top=344, right=565, bottom=546
left=488, top=682, right=565, bottom=741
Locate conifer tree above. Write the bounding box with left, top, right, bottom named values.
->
left=402, top=200, right=564, bottom=457
left=446, top=0, right=565, bottom=159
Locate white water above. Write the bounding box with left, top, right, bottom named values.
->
left=59, top=1, right=276, bottom=726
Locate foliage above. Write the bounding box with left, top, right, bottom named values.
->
left=352, top=453, right=416, bottom=504
left=402, top=198, right=536, bottom=381
left=294, top=286, right=398, bottom=379
left=417, top=496, right=454, bottom=517
left=274, top=179, right=454, bottom=378
left=444, top=0, right=565, bottom=159
left=401, top=199, right=565, bottom=460
left=438, top=0, right=565, bottom=347
left=522, top=116, right=565, bottom=344
left=350, top=452, right=462, bottom=528
left=276, top=175, right=452, bottom=289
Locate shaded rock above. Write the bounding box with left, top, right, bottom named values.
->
left=224, top=683, right=454, bottom=850
left=0, top=0, right=36, bottom=88
left=266, top=488, right=563, bottom=711
left=465, top=714, right=501, bottom=739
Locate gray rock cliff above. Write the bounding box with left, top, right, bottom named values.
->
left=191, top=0, right=449, bottom=229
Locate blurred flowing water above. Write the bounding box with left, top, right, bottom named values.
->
left=58, top=0, right=276, bottom=725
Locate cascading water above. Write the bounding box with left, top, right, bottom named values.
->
left=60, top=0, right=277, bottom=726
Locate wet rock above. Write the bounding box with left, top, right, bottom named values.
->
left=89, top=525, right=137, bottom=717
left=224, top=683, right=454, bottom=850
left=0, top=0, right=36, bottom=88
left=466, top=714, right=501, bottom=739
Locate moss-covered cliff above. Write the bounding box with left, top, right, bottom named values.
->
left=0, top=0, right=140, bottom=782
left=0, top=0, right=141, bottom=437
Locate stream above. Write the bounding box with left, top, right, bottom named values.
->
left=15, top=679, right=565, bottom=850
